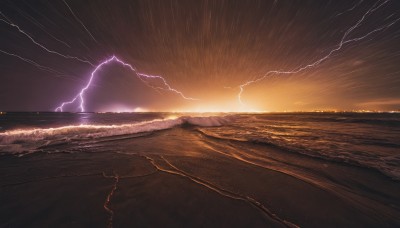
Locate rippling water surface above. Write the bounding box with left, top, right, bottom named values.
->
left=1, top=112, right=399, bottom=179
left=1, top=112, right=399, bottom=227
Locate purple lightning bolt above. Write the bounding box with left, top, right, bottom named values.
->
left=238, top=0, right=398, bottom=105
left=55, top=56, right=198, bottom=112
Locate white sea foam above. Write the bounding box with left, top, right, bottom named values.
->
left=0, top=115, right=233, bottom=154
left=198, top=126, right=400, bottom=180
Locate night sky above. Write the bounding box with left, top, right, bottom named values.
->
left=1, top=0, right=400, bottom=112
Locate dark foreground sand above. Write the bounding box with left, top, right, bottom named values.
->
left=1, top=128, right=400, bottom=227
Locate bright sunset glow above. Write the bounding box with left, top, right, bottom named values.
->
left=1, top=1, right=399, bottom=227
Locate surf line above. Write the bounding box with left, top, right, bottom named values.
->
left=201, top=139, right=383, bottom=217
left=142, top=155, right=299, bottom=228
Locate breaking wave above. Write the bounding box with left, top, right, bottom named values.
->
left=0, top=115, right=235, bottom=154
left=197, top=128, right=400, bottom=180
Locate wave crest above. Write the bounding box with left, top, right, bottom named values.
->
left=0, top=115, right=234, bottom=154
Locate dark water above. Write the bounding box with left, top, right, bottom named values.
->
left=1, top=112, right=399, bottom=179
left=1, top=112, right=400, bottom=227
left=200, top=113, right=400, bottom=179
left=0, top=112, right=167, bottom=131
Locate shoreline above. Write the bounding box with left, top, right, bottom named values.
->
left=1, top=129, right=399, bottom=227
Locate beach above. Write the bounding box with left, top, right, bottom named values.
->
left=1, top=113, right=400, bottom=227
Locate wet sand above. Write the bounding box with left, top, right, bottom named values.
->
left=1, top=128, right=400, bottom=227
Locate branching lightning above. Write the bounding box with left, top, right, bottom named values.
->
left=2, top=0, right=397, bottom=111
left=55, top=56, right=198, bottom=112
left=238, top=0, right=398, bottom=105
left=0, top=12, right=94, bottom=66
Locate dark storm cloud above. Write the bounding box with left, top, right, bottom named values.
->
left=0, top=0, right=399, bottom=111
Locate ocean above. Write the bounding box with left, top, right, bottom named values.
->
left=1, top=112, right=399, bottom=227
